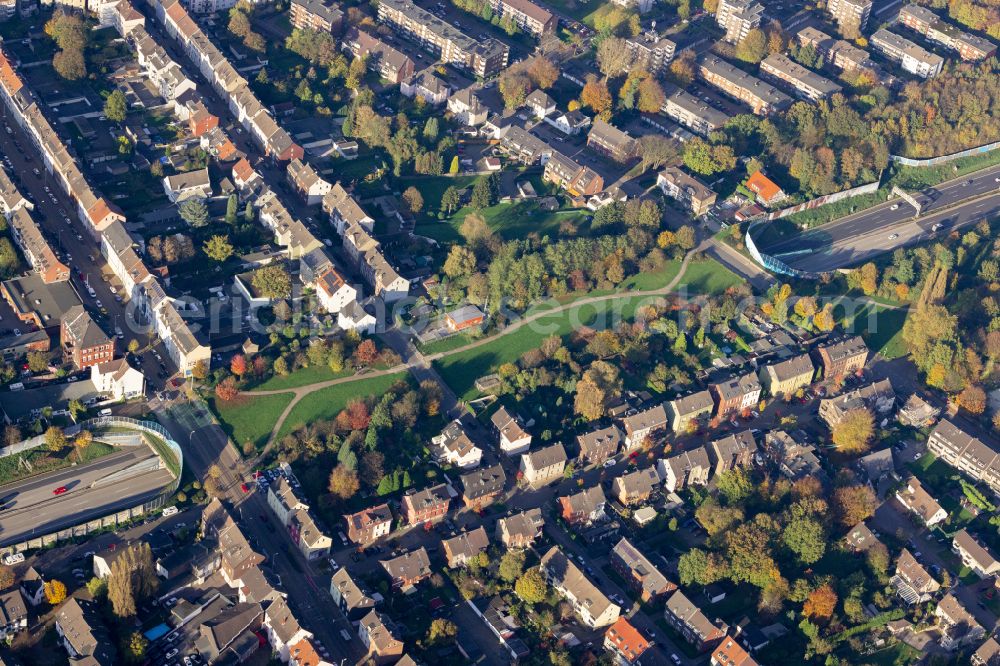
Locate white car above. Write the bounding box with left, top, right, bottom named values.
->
left=602, top=458, right=616, bottom=468
left=888, top=233, right=899, bottom=240
left=166, top=648, right=179, bottom=659
left=890, top=203, right=899, bottom=210
left=12, top=329, right=20, bottom=337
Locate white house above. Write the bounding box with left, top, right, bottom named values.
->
left=432, top=420, right=483, bottom=469
left=263, top=597, right=313, bottom=662
left=162, top=168, right=212, bottom=203
left=91, top=358, right=146, bottom=400
left=338, top=300, right=377, bottom=335
left=314, top=266, right=357, bottom=315
left=525, top=89, right=556, bottom=118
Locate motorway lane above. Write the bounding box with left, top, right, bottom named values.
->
left=0, top=447, right=173, bottom=545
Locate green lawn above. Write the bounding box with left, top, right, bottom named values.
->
left=251, top=365, right=353, bottom=391
left=209, top=392, right=295, bottom=452
left=841, top=302, right=908, bottom=359
left=415, top=199, right=591, bottom=243
left=673, top=258, right=741, bottom=294
left=396, top=175, right=478, bottom=214
left=276, top=373, right=409, bottom=440
left=0, top=440, right=115, bottom=487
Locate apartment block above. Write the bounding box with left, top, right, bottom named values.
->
left=487, top=0, right=556, bottom=36
left=827, top=0, right=871, bottom=34
left=716, top=0, right=762, bottom=44
left=664, top=591, right=726, bottom=652
left=898, top=4, right=996, bottom=61
left=871, top=28, right=944, bottom=78
left=344, top=504, right=393, bottom=545
left=759, top=54, right=842, bottom=101
left=708, top=430, right=756, bottom=477
left=698, top=56, right=793, bottom=116
left=543, top=152, right=605, bottom=197
left=625, top=32, right=677, bottom=74
left=662, top=89, right=731, bottom=136
left=927, top=419, right=1000, bottom=492
left=61, top=305, right=114, bottom=370
left=710, top=371, right=761, bottom=417
left=759, top=353, right=814, bottom=398
left=657, top=167, right=717, bottom=216
left=289, top=0, right=343, bottom=33
left=814, top=335, right=868, bottom=378
left=520, top=444, right=567, bottom=485
left=587, top=119, right=638, bottom=162
left=540, top=547, right=621, bottom=628
left=611, top=538, right=677, bottom=603
left=343, top=28, right=415, bottom=85
left=377, top=0, right=509, bottom=78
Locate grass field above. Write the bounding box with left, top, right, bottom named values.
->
left=841, top=302, right=908, bottom=359
left=415, top=199, right=591, bottom=243
left=209, top=392, right=295, bottom=451
left=0, top=440, right=115, bottom=487
left=251, top=365, right=353, bottom=392
left=276, top=373, right=409, bottom=440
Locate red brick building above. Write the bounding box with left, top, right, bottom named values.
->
left=61, top=305, right=114, bottom=370
left=401, top=484, right=451, bottom=526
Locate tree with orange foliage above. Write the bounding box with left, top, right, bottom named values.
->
left=833, top=484, right=876, bottom=527
left=580, top=75, right=612, bottom=120
left=337, top=399, right=371, bottom=432
left=802, top=584, right=837, bottom=621
left=214, top=377, right=239, bottom=401
left=230, top=354, right=247, bottom=377
left=958, top=385, right=987, bottom=415
left=353, top=339, right=378, bottom=366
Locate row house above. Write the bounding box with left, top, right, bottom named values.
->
left=0, top=589, right=26, bottom=641
left=543, top=151, right=604, bottom=197
left=927, top=419, right=1000, bottom=492
left=708, top=430, right=756, bottom=477
left=376, top=0, right=509, bottom=78
left=712, top=637, right=760, bottom=666
left=55, top=598, right=117, bottom=666
left=289, top=0, right=343, bottom=33
left=611, top=537, right=677, bottom=603
left=358, top=610, right=404, bottom=665
left=232, top=157, right=264, bottom=194
left=818, top=378, right=895, bottom=428
left=8, top=207, right=69, bottom=283
left=814, top=335, right=868, bottom=379
left=110, top=0, right=147, bottom=36
left=710, top=372, right=761, bottom=418
left=498, top=125, right=554, bottom=165
left=559, top=485, right=606, bottom=526
left=491, top=406, right=532, bottom=456
left=664, top=590, right=726, bottom=652
left=135, top=278, right=211, bottom=376
left=666, top=390, right=714, bottom=433
left=91, top=358, right=146, bottom=400
left=657, top=167, right=717, bottom=216
left=520, top=443, right=567, bottom=485
left=698, top=55, right=792, bottom=116
left=587, top=119, right=638, bottom=162
left=330, top=568, right=376, bottom=621
left=896, top=477, right=947, bottom=527
left=716, top=0, right=762, bottom=44
left=432, top=419, right=483, bottom=469
left=448, top=87, right=489, bottom=126
left=758, top=353, right=814, bottom=398
left=344, top=503, right=394, bottom=545
left=381, top=547, right=432, bottom=590
left=343, top=28, right=415, bottom=85
left=898, top=4, right=996, bottom=61
left=442, top=526, right=490, bottom=568
left=622, top=404, right=669, bottom=450
left=263, top=597, right=313, bottom=662
left=341, top=220, right=410, bottom=302
left=870, top=28, right=944, bottom=78
left=202, top=498, right=265, bottom=589
left=324, top=183, right=375, bottom=234
left=539, top=547, right=621, bottom=628
left=287, top=158, right=332, bottom=206
left=460, top=463, right=506, bottom=510
left=662, top=88, right=731, bottom=136
left=892, top=548, right=940, bottom=604
left=100, top=221, right=150, bottom=301
left=604, top=618, right=651, bottom=666
left=577, top=425, right=622, bottom=466
left=759, top=53, right=842, bottom=101
left=61, top=305, right=114, bottom=370
left=183, top=100, right=220, bottom=137
left=133, top=29, right=196, bottom=102
left=256, top=190, right=323, bottom=259
left=612, top=467, right=661, bottom=505
left=487, top=0, right=556, bottom=36
left=0, top=162, right=28, bottom=215
left=496, top=508, right=544, bottom=549
left=314, top=265, right=357, bottom=315
left=659, top=446, right=711, bottom=493
left=267, top=477, right=332, bottom=560
left=936, top=593, right=985, bottom=650
left=625, top=32, right=676, bottom=74
left=952, top=529, right=1000, bottom=579
left=402, top=484, right=451, bottom=526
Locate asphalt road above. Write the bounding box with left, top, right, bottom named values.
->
left=757, top=163, right=1000, bottom=272
left=0, top=446, right=173, bottom=546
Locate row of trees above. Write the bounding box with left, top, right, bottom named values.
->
left=45, top=11, right=88, bottom=80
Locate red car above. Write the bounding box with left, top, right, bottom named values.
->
left=240, top=483, right=249, bottom=493
left=53, top=486, right=68, bottom=495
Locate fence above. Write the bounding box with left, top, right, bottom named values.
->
left=764, top=181, right=882, bottom=222
left=890, top=140, right=1000, bottom=167
left=745, top=217, right=829, bottom=280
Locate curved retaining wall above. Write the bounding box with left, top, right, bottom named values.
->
left=745, top=218, right=828, bottom=280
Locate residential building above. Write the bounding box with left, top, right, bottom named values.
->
left=664, top=590, right=726, bottom=652
left=330, top=568, right=376, bottom=621
left=818, top=378, right=895, bottom=427
left=711, top=636, right=760, bottom=666
left=445, top=305, right=485, bottom=332
left=611, top=538, right=676, bottom=603
left=314, top=266, right=357, bottom=315
left=708, top=430, right=757, bottom=476
left=667, top=390, right=715, bottom=433
left=401, top=69, right=450, bottom=105
left=488, top=0, right=556, bottom=35
left=520, top=443, right=567, bottom=485
left=498, top=125, right=554, bottom=165
left=953, top=529, right=1000, bottom=578
left=871, top=28, right=944, bottom=78
left=544, top=109, right=593, bottom=135
left=340, top=218, right=410, bottom=302
left=381, top=547, right=432, bottom=590
left=604, top=617, right=650, bottom=665
left=55, top=598, right=116, bottom=666
left=493, top=510, right=543, bottom=551
left=710, top=372, right=761, bottom=417
left=232, top=157, right=263, bottom=193
left=845, top=521, right=882, bottom=552
left=927, top=419, right=1000, bottom=491
left=625, top=32, right=676, bottom=74
left=20, top=567, right=46, bottom=607
left=559, top=486, right=607, bottom=525
left=587, top=119, right=638, bottom=162
left=492, top=406, right=532, bottom=456
left=814, top=335, right=868, bottom=378
left=338, top=300, right=377, bottom=334
left=759, top=354, right=814, bottom=398
left=289, top=0, right=343, bottom=32
left=765, top=430, right=824, bottom=480
left=659, top=446, right=712, bottom=492
left=264, top=597, right=312, bottom=662
left=442, top=526, right=490, bottom=567
left=135, top=278, right=211, bottom=378
left=460, top=463, right=506, bottom=510
left=827, top=0, right=871, bottom=34
left=539, top=547, right=621, bottom=628
left=936, top=593, right=985, bottom=650
left=61, top=305, right=114, bottom=370
left=448, top=87, right=488, bottom=126
left=898, top=393, right=940, bottom=427
left=698, top=56, right=792, bottom=115
left=745, top=171, right=786, bottom=207
left=896, top=477, right=947, bottom=527
left=343, top=28, right=415, bottom=85
left=358, top=610, right=404, bottom=664
left=716, top=0, right=763, bottom=43
left=0, top=588, right=27, bottom=640
left=163, top=168, right=212, bottom=203
left=268, top=478, right=332, bottom=561
left=344, top=504, right=393, bottom=545
left=657, top=167, right=717, bottom=216
left=798, top=26, right=882, bottom=74
left=7, top=208, right=69, bottom=284
left=577, top=425, right=622, bottom=465
left=525, top=89, right=556, bottom=118
left=543, top=152, right=605, bottom=197
left=376, top=0, right=509, bottom=78
left=432, top=419, right=483, bottom=469
left=621, top=404, right=669, bottom=450
left=612, top=468, right=661, bottom=505
left=324, top=183, right=375, bottom=234
left=759, top=54, right=842, bottom=101
left=662, top=89, right=731, bottom=136
left=898, top=4, right=996, bottom=61
left=91, top=358, right=145, bottom=400
left=973, top=638, right=1000, bottom=665
left=401, top=484, right=451, bottom=526
left=194, top=602, right=264, bottom=663
left=287, top=158, right=332, bottom=206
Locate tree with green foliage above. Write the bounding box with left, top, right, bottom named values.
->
left=426, top=618, right=458, bottom=646
left=178, top=197, right=210, bottom=227
left=225, top=194, right=238, bottom=225
left=104, top=89, right=128, bottom=123
left=499, top=550, right=526, bottom=583
left=716, top=468, right=753, bottom=505
left=203, top=235, right=234, bottom=262
left=735, top=28, right=768, bottom=63
left=782, top=513, right=826, bottom=564
left=124, top=632, right=148, bottom=663
left=470, top=173, right=500, bottom=209
left=251, top=264, right=292, bottom=299
left=515, top=568, right=548, bottom=604
left=449, top=155, right=460, bottom=174
left=440, top=186, right=461, bottom=215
